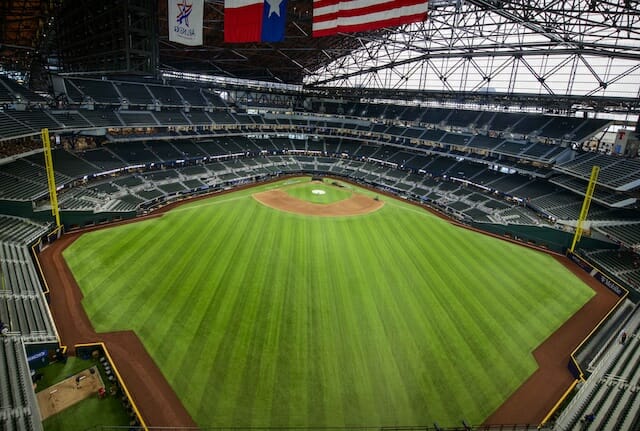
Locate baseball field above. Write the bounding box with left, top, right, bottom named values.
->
left=62, top=177, right=595, bottom=427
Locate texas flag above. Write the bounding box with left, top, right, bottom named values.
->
left=224, top=0, right=288, bottom=43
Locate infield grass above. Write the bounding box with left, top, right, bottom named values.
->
left=63, top=177, right=594, bottom=427
left=284, top=179, right=352, bottom=204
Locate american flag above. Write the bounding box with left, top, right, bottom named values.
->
left=313, top=0, right=428, bottom=37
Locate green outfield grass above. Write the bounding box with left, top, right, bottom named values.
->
left=284, top=180, right=352, bottom=204
left=63, top=177, right=594, bottom=427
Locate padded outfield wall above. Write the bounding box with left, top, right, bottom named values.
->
left=472, top=222, right=616, bottom=254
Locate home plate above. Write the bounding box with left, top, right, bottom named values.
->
left=311, top=189, right=326, bottom=195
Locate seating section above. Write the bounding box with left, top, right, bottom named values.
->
left=47, top=111, right=92, bottom=129
left=584, top=249, right=640, bottom=286
left=68, top=78, right=121, bottom=104
left=596, top=223, right=640, bottom=248
left=539, top=116, right=585, bottom=139
left=0, top=79, right=14, bottom=104
left=0, top=112, right=32, bottom=139
left=556, top=152, right=640, bottom=191
left=555, top=308, right=640, bottom=430
left=0, top=76, right=46, bottom=103
left=104, top=142, right=160, bottom=164
left=6, top=111, right=61, bottom=131
left=0, top=216, right=50, bottom=244
left=177, top=88, right=208, bottom=107
left=147, top=85, right=183, bottom=106
left=79, top=109, right=123, bottom=127
left=572, top=119, right=611, bottom=142
left=0, top=217, right=57, bottom=341
left=14, top=125, right=640, bottom=226
left=0, top=217, right=57, bottom=431
left=0, top=338, right=43, bottom=431
left=0, top=121, right=637, bottom=228
left=18, top=144, right=558, bottom=225
left=118, top=111, right=158, bottom=127
left=152, top=110, right=189, bottom=125
left=550, top=174, right=637, bottom=208
left=3, top=78, right=614, bottom=147
left=114, top=82, right=154, bottom=105
left=511, top=115, right=550, bottom=135
left=0, top=171, right=48, bottom=201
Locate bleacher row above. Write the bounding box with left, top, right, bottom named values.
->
left=46, top=153, right=625, bottom=230
left=0, top=136, right=629, bottom=223
left=549, top=175, right=637, bottom=208
left=0, top=216, right=55, bottom=431
left=26, top=149, right=545, bottom=221
left=0, top=217, right=51, bottom=245
left=555, top=307, right=640, bottom=430
left=1, top=93, right=611, bottom=147
left=61, top=77, right=610, bottom=142
left=0, top=76, right=46, bottom=105
left=0, top=217, right=56, bottom=343
left=555, top=152, right=640, bottom=191
left=596, top=223, right=640, bottom=248
left=0, top=339, right=41, bottom=431
left=582, top=250, right=640, bottom=288
left=64, top=77, right=227, bottom=108
left=1, top=108, right=634, bottom=205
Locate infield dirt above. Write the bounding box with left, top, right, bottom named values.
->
left=253, top=186, right=384, bottom=216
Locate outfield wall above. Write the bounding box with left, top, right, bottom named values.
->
left=565, top=251, right=628, bottom=380
left=473, top=223, right=616, bottom=254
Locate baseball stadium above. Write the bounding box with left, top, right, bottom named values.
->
left=0, top=1, right=639, bottom=430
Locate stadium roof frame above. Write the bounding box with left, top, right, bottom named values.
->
left=304, top=0, right=640, bottom=114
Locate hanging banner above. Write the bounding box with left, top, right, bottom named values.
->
left=224, top=0, right=288, bottom=43
left=169, top=0, right=204, bottom=46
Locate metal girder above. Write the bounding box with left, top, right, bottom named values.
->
left=2, top=0, right=639, bottom=112
left=305, top=0, right=640, bottom=108
left=56, top=0, right=157, bottom=75
left=0, top=0, right=53, bottom=78
left=305, top=86, right=640, bottom=114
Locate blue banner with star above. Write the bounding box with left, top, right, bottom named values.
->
left=261, top=0, right=287, bottom=42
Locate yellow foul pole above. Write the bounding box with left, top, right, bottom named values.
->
left=569, top=165, right=599, bottom=252
left=41, top=128, right=61, bottom=228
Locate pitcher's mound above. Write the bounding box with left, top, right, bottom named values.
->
left=253, top=189, right=384, bottom=216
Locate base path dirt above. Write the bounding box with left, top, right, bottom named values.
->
left=36, top=175, right=620, bottom=427
left=253, top=188, right=384, bottom=216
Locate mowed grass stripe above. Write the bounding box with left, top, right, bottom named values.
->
left=64, top=177, right=595, bottom=428
left=369, top=209, right=469, bottom=422
left=418, top=226, right=537, bottom=415
left=89, top=210, right=209, bottom=332
left=347, top=216, right=427, bottom=425
left=194, top=200, right=267, bottom=424
left=378, top=213, right=488, bottom=414
left=169, top=201, right=262, bottom=397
